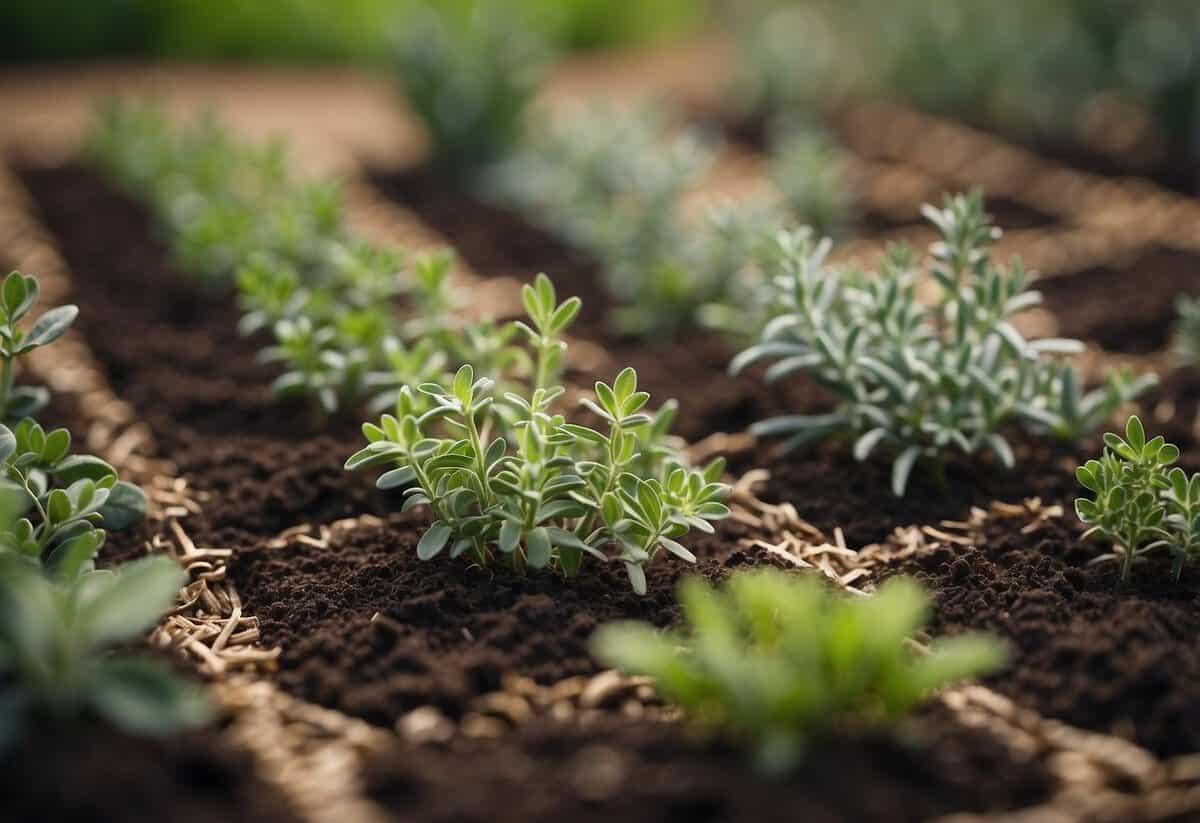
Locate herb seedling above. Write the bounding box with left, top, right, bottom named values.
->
left=0, top=419, right=147, bottom=581
left=346, top=275, right=730, bottom=593
left=733, top=191, right=1154, bottom=496
left=593, top=570, right=1005, bottom=774
left=1173, top=295, right=1200, bottom=367
left=0, top=271, right=78, bottom=424
left=0, top=552, right=210, bottom=750
left=1076, top=415, right=1200, bottom=583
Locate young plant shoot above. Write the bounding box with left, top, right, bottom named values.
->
left=0, top=271, right=78, bottom=424
left=593, top=570, right=1006, bottom=774
left=0, top=551, right=210, bottom=751
left=346, top=275, right=730, bottom=594
left=1076, top=415, right=1200, bottom=583
left=732, top=191, right=1154, bottom=496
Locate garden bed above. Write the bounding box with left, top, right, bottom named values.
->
left=7, top=53, right=1200, bottom=820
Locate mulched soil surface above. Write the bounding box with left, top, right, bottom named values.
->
left=888, top=513, right=1200, bottom=757
left=0, top=722, right=300, bottom=823
left=21, top=152, right=1195, bottom=816
left=230, top=510, right=777, bottom=725
left=362, top=705, right=1053, bottom=823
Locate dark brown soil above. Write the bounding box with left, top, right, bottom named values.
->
left=1038, top=248, right=1200, bottom=354
left=363, top=705, right=1053, bottom=823
left=750, top=434, right=1086, bottom=547
left=230, top=509, right=774, bottom=725
left=889, top=513, right=1200, bottom=756
left=0, top=723, right=299, bottom=823
left=700, top=110, right=1061, bottom=231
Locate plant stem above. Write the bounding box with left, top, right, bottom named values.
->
left=0, top=355, right=14, bottom=419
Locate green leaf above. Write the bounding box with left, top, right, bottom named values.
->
left=1126, top=415, right=1146, bottom=453
left=417, top=521, right=452, bottom=560
left=526, top=527, right=551, bottom=569
left=377, top=466, right=417, bottom=489
left=22, top=305, right=79, bottom=350
left=52, top=455, right=118, bottom=485
left=97, top=481, right=146, bottom=530
left=46, top=528, right=105, bottom=581
left=891, top=447, right=922, bottom=497
left=658, top=537, right=696, bottom=563
left=78, top=556, right=184, bottom=650
left=498, top=520, right=521, bottom=554
left=89, top=658, right=211, bottom=736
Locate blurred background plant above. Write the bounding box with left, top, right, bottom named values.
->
left=1, top=0, right=702, bottom=64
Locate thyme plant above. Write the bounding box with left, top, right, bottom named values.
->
left=733, top=191, right=1154, bottom=496
left=346, top=275, right=730, bottom=594
left=1076, top=415, right=1200, bottom=583
left=593, top=570, right=1005, bottom=774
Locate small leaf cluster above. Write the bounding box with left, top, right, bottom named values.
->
left=768, top=120, right=858, bottom=242
left=88, top=100, right=466, bottom=416
left=0, top=419, right=147, bottom=581
left=733, top=190, right=1154, bottom=496
left=0, top=271, right=79, bottom=424
left=394, top=4, right=551, bottom=180
left=1076, top=415, right=1200, bottom=583
left=347, top=275, right=730, bottom=594
left=593, top=569, right=1006, bottom=774
left=0, top=550, right=210, bottom=751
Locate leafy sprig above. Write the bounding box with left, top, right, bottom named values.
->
left=1076, top=415, right=1200, bottom=583
left=346, top=275, right=730, bottom=594
left=0, top=271, right=78, bottom=424
left=593, top=570, right=1006, bottom=774
left=733, top=191, right=1154, bottom=495
left=0, top=419, right=147, bottom=581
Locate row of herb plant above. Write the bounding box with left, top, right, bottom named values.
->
left=0, top=270, right=206, bottom=750
left=88, top=101, right=731, bottom=594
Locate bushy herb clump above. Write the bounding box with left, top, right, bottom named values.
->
left=733, top=191, right=1154, bottom=496
left=593, top=569, right=1005, bottom=774
left=347, top=275, right=730, bottom=594
left=394, top=4, right=551, bottom=180
left=88, top=100, right=462, bottom=416
left=0, top=550, right=209, bottom=750
left=1076, top=415, right=1200, bottom=583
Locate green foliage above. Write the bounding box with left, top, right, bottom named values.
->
left=0, top=271, right=78, bottom=424
left=768, top=122, right=857, bottom=241
left=732, top=191, right=1154, bottom=496
left=346, top=275, right=730, bottom=593
left=486, top=103, right=719, bottom=337
left=0, top=552, right=210, bottom=751
left=1076, top=415, right=1200, bottom=583
left=593, top=569, right=1006, bottom=774
left=1173, top=295, right=1200, bottom=366
left=0, top=419, right=147, bottom=581
left=395, top=4, right=551, bottom=180
left=88, top=100, right=462, bottom=416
